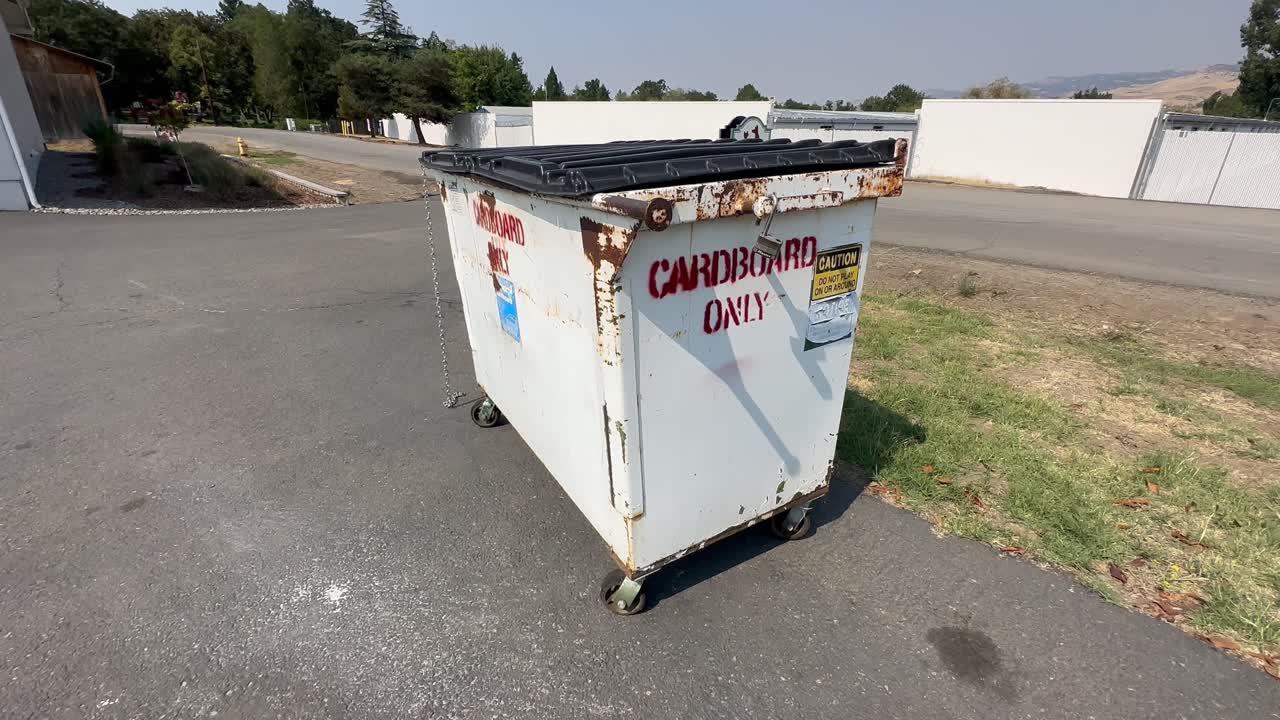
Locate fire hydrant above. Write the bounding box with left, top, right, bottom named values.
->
left=236, top=137, right=248, bottom=157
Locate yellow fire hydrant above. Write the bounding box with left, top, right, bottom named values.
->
left=236, top=137, right=248, bottom=157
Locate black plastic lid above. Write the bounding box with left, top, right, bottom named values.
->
left=420, top=138, right=898, bottom=197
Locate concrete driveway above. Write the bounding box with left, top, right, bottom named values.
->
left=2, top=203, right=1276, bottom=718
left=124, top=125, right=1280, bottom=299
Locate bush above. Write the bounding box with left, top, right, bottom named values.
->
left=83, top=117, right=124, bottom=175
left=177, top=142, right=245, bottom=198
left=124, top=136, right=175, bottom=163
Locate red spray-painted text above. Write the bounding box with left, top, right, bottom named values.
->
left=648, top=237, right=816, bottom=335
left=474, top=199, right=525, bottom=246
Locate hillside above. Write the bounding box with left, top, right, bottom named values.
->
left=1109, top=69, right=1239, bottom=110
left=928, top=65, right=1239, bottom=108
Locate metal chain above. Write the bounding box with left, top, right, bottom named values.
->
left=422, top=170, right=465, bottom=409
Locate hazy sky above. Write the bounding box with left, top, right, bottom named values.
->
left=107, top=0, right=1253, bottom=100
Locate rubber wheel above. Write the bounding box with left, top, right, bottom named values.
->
left=469, top=397, right=501, bottom=428
left=769, top=512, right=812, bottom=541
left=599, top=569, right=647, bottom=616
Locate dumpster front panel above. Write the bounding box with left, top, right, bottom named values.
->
left=621, top=200, right=876, bottom=571
left=437, top=179, right=633, bottom=557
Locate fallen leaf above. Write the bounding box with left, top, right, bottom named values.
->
left=1128, top=558, right=1148, bottom=568
left=920, top=464, right=936, bottom=475
left=1115, top=523, right=1133, bottom=530
left=963, top=488, right=985, bottom=509
left=936, top=477, right=954, bottom=486
left=1184, top=503, right=1196, bottom=514
left=1204, top=635, right=1243, bottom=653
left=1145, top=480, right=1160, bottom=495
left=1000, top=546, right=1025, bottom=555
left=1152, top=600, right=1180, bottom=620
left=1159, top=592, right=1204, bottom=611
left=1114, top=498, right=1151, bottom=509
left=1247, top=652, right=1277, bottom=668
left=1265, top=665, right=1280, bottom=681
left=1172, top=529, right=1209, bottom=549
left=1108, top=563, right=1128, bottom=584
left=1141, top=466, right=1162, bottom=474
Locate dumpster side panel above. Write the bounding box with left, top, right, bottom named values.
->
left=439, top=179, right=631, bottom=558
left=622, top=201, right=876, bottom=571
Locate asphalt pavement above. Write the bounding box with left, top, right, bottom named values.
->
left=125, top=124, right=1280, bottom=299
left=2, top=203, right=1277, bottom=718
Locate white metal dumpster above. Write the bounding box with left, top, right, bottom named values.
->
left=423, top=138, right=908, bottom=614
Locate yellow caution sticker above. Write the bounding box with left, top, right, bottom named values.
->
left=810, top=244, right=862, bottom=302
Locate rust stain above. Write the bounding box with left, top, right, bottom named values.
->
left=630, top=485, right=831, bottom=575
left=478, top=190, right=496, bottom=208
left=438, top=183, right=448, bottom=201
left=715, top=177, right=770, bottom=219
left=581, top=216, right=638, bottom=364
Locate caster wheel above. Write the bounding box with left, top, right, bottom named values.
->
left=599, top=569, right=647, bottom=616
left=769, top=512, right=812, bottom=541
left=469, top=397, right=501, bottom=428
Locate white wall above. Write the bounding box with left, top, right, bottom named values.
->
left=908, top=99, right=1163, bottom=198
left=532, top=101, right=773, bottom=146
left=382, top=110, right=532, bottom=148
left=1, top=12, right=44, bottom=210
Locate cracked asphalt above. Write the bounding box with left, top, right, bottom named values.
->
left=2, top=203, right=1278, bottom=719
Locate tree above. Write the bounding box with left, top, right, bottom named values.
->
left=454, top=46, right=533, bottom=109
left=571, top=78, right=610, bottom=101
left=963, top=77, right=1032, bottom=99
left=356, top=0, right=416, bottom=57
left=1238, top=0, right=1280, bottom=117
left=778, top=98, right=822, bottom=110
left=282, top=1, right=359, bottom=118
left=629, top=79, right=669, bottom=100
left=860, top=84, right=926, bottom=112
left=167, top=18, right=253, bottom=122
left=394, top=47, right=462, bottom=143
left=1202, top=91, right=1258, bottom=118
left=1072, top=86, right=1112, bottom=99
left=334, top=53, right=395, bottom=133
left=540, top=66, right=567, bottom=101
left=216, top=0, right=244, bottom=22
left=735, top=83, right=765, bottom=101
left=230, top=5, right=291, bottom=119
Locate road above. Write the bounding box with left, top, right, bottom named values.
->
left=128, top=124, right=1280, bottom=299
left=2, top=204, right=1277, bottom=719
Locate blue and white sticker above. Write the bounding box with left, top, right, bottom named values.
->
left=495, top=275, right=521, bottom=343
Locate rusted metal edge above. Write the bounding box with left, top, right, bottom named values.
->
left=587, top=163, right=904, bottom=227
left=608, top=484, right=831, bottom=579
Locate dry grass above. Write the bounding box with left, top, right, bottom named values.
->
left=845, top=252, right=1280, bottom=673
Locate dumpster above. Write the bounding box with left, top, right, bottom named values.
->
left=422, top=137, right=908, bottom=614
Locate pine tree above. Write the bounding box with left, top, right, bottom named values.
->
left=542, top=66, right=566, bottom=101
left=216, top=0, right=244, bottom=21
left=361, top=0, right=401, bottom=40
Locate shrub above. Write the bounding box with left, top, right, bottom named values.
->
left=178, top=142, right=245, bottom=198
left=124, top=136, right=175, bottom=163
left=83, top=117, right=124, bottom=175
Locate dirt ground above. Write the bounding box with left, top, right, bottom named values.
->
left=212, top=143, right=425, bottom=205
left=867, top=245, right=1280, bottom=374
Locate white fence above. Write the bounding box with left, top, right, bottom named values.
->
left=908, top=99, right=1164, bottom=198
left=381, top=107, right=534, bottom=148
left=532, top=101, right=772, bottom=146
left=768, top=109, right=916, bottom=145
left=1139, top=129, right=1280, bottom=210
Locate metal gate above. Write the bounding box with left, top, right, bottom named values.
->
left=1138, top=125, right=1280, bottom=210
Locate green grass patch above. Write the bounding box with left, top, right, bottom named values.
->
left=1072, top=335, right=1280, bottom=410
left=842, top=292, right=1280, bottom=653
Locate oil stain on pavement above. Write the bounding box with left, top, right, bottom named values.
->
left=926, top=626, right=1021, bottom=702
